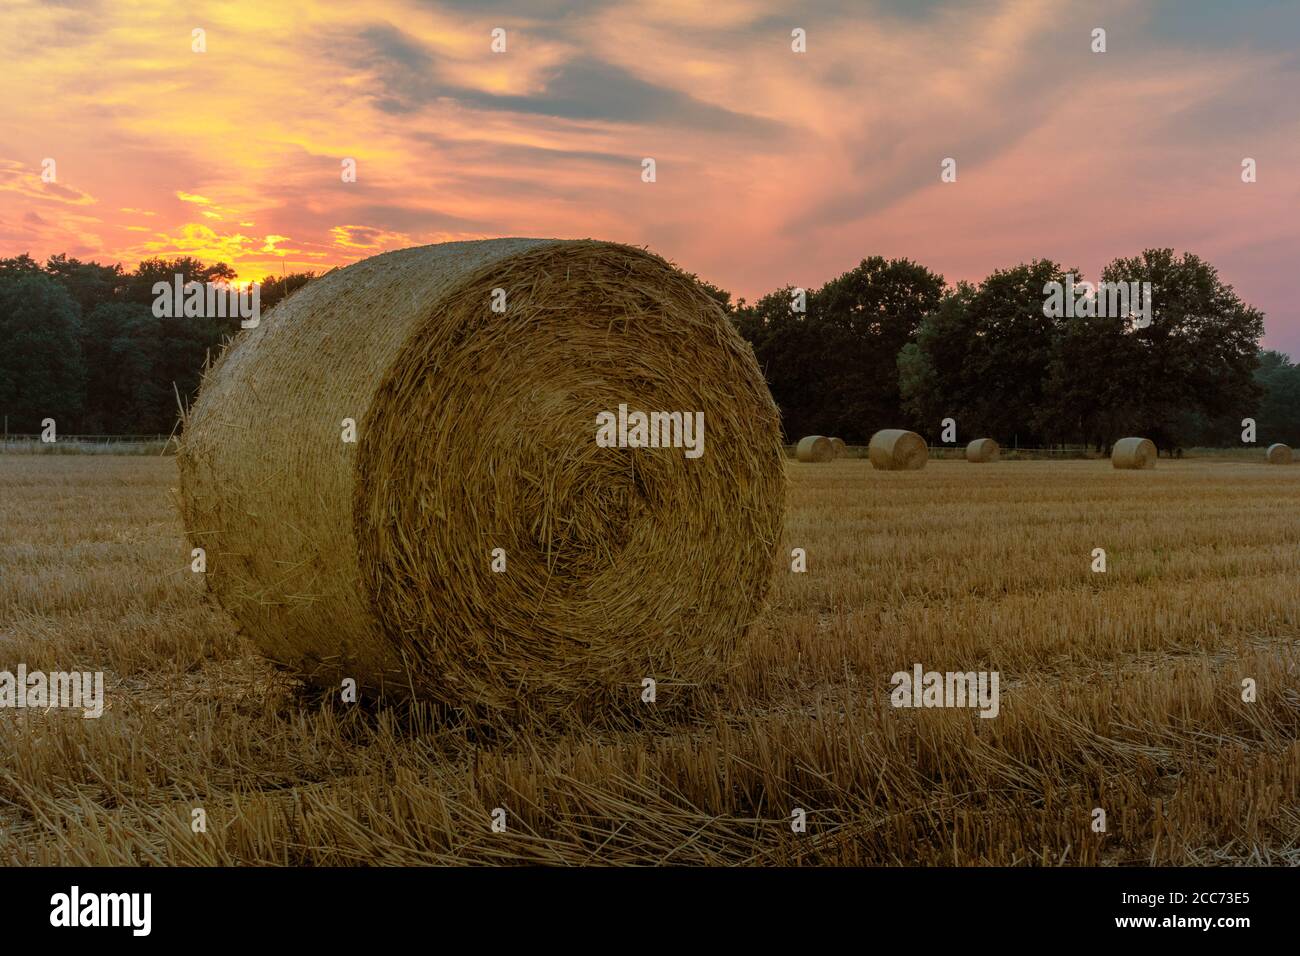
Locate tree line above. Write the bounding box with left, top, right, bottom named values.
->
left=721, top=249, right=1296, bottom=450
left=1, top=248, right=1297, bottom=449
left=0, top=254, right=314, bottom=434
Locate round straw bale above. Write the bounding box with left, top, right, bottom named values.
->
left=1266, top=442, right=1292, bottom=464
left=868, top=429, right=928, bottom=470
left=796, top=435, right=833, bottom=462
left=965, top=438, right=999, bottom=463
left=827, top=437, right=847, bottom=458
left=177, top=239, right=786, bottom=720
left=1112, top=437, right=1157, bottom=469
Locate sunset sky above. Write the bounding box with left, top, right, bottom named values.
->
left=2, top=0, right=1298, bottom=353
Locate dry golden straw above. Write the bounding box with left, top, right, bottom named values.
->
left=1112, top=437, right=1157, bottom=469
left=965, top=438, right=999, bottom=463
left=828, top=437, right=847, bottom=458
left=796, top=435, right=834, bottom=462
left=868, top=429, right=928, bottom=470
left=1266, top=443, right=1292, bottom=465
left=177, top=239, right=786, bottom=721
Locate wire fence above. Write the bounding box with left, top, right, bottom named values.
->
left=927, top=445, right=1108, bottom=459
left=0, top=434, right=178, bottom=454
left=784, top=444, right=1263, bottom=461
left=784, top=445, right=1104, bottom=460
left=0, top=436, right=1268, bottom=460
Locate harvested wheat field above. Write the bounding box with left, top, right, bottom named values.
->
left=2, top=454, right=1299, bottom=866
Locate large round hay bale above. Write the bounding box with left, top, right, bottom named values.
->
left=965, top=438, right=999, bottom=463
left=1112, top=437, right=1157, bottom=469
left=828, top=437, right=847, bottom=458
left=1266, top=442, right=1292, bottom=464
left=177, top=239, right=786, bottom=720
left=796, top=435, right=833, bottom=462
left=868, top=429, right=928, bottom=470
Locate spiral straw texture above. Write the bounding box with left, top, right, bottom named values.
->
left=1112, top=437, right=1157, bottom=469
left=965, top=438, right=999, bottom=463
left=868, top=429, right=928, bottom=470
left=795, top=435, right=834, bottom=462
left=178, top=239, right=786, bottom=720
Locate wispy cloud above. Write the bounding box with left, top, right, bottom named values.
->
left=0, top=0, right=1295, bottom=354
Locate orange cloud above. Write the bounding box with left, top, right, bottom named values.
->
left=330, top=225, right=409, bottom=250
left=0, top=0, right=1295, bottom=352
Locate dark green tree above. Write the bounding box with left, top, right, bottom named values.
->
left=1039, top=250, right=1263, bottom=451
left=121, top=256, right=241, bottom=431
left=79, top=302, right=169, bottom=433
left=898, top=262, right=1072, bottom=445
left=732, top=286, right=825, bottom=439
left=0, top=254, right=43, bottom=279
left=0, top=272, right=85, bottom=432
left=45, top=254, right=125, bottom=315
left=959, top=260, right=1073, bottom=444
left=260, top=271, right=317, bottom=312
left=1254, top=350, right=1300, bottom=446
left=125, top=256, right=237, bottom=313
left=806, top=257, right=946, bottom=440
left=897, top=283, right=977, bottom=433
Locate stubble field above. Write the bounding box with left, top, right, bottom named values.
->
left=1, top=454, right=1298, bottom=865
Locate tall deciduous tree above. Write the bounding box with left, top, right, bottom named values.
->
left=1253, top=350, right=1300, bottom=446
left=79, top=302, right=169, bottom=433
left=807, top=257, right=946, bottom=440
left=899, top=261, right=1073, bottom=445
left=733, top=286, right=823, bottom=439
left=0, top=272, right=85, bottom=432
left=44, top=254, right=125, bottom=315
left=1039, top=250, right=1263, bottom=450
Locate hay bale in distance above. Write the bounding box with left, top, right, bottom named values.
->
left=177, top=239, right=786, bottom=721
left=1266, top=442, right=1292, bottom=464
left=828, top=437, right=847, bottom=458
left=1112, top=437, right=1157, bottom=469
left=966, top=438, right=999, bottom=463
left=868, top=429, right=928, bottom=470
left=796, top=435, right=834, bottom=462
